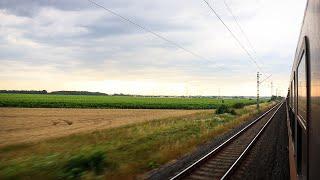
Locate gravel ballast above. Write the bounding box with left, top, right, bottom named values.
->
left=232, top=104, right=290, bottom=179
left=145, top=104, right=287, bottom=180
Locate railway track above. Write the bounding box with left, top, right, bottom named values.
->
left=170, top=101, right=284, bottom=180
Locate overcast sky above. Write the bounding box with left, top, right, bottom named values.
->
left=0, top=0, right=307, bottom=96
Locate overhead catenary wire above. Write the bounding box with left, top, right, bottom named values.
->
left=224, top=0, right=274, bottom=76
left=223, top=0, right=258, bottom=56
left=223, top=0, right=273, bottom=83
left=202, top=0, right=267, bottom=76
left=87, top=0, right=222, bottom=69
left=260, top=74, right=272, bottom=84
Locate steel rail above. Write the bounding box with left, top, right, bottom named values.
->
left=221, top=101, right=284, bottom=179
left=170, top=102, right=281, bottom=180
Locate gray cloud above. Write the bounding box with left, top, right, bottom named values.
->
left=0, top=0, right=307, bottom=95
left=0, top=0, right=91, bottom=17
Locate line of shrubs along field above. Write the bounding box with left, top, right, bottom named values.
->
left=0, top=94, right=266, bottom=109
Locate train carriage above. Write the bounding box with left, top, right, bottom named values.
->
left=287, top=0, right=320, bottom=179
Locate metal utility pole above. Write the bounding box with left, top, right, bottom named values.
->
left=271, top=81, right=273, bottom=97
left=257, top=72, right=260, bottom=110
left=218, top=88, right=222, bottom=103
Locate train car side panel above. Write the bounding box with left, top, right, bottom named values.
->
left=294, top=0, right=320, bottom=179
left=290, top=0, right=320, bottom=179
left=308, top=0, right=320, bottom=179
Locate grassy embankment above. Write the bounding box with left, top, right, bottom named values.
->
left=0, top=94, right=261, bottom=109
left=0, top=102, right=275, bottom=179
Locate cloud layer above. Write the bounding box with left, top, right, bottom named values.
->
left=0, top=0, right=307, bottom=96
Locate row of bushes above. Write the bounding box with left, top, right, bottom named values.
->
left=215, top=102, right=246, bottom=115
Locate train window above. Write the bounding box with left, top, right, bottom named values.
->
left=290, top=80, right=294, bottom=108
left=292, top=75, right=295, bottom=111
left=297, top=51, right=307, bottom=124
left=288, top=86, right=291, bottom=106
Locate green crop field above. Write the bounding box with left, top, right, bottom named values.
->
left=0, top=94, right=261, bottom=109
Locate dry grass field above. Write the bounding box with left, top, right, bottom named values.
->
left=0, top=108, right=205, bottom=147
left=0, top=102, right=275, bottom=179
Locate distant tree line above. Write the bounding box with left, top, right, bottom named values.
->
left=0, top=90, right=276, bottom=99
left=113, top=93, right=131, bottom=96
left=0, top=90, right=47, bottom=94
left=50, top=91, right=108, bottom=96
left=270, top=95, right=282, bottom=101
left=0, top=90, right=108, bottom=96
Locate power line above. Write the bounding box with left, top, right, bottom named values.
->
left=223, top=0, right=273, bottom=82
left=202, top=0, right=265, bottom=75
left=224, top=0, right=270, bottom=74
left=223, top=0, right=258, bottom=56
left=259, top=74, right=272, bottom=84
left=87, top=0, right=221, bottom=67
